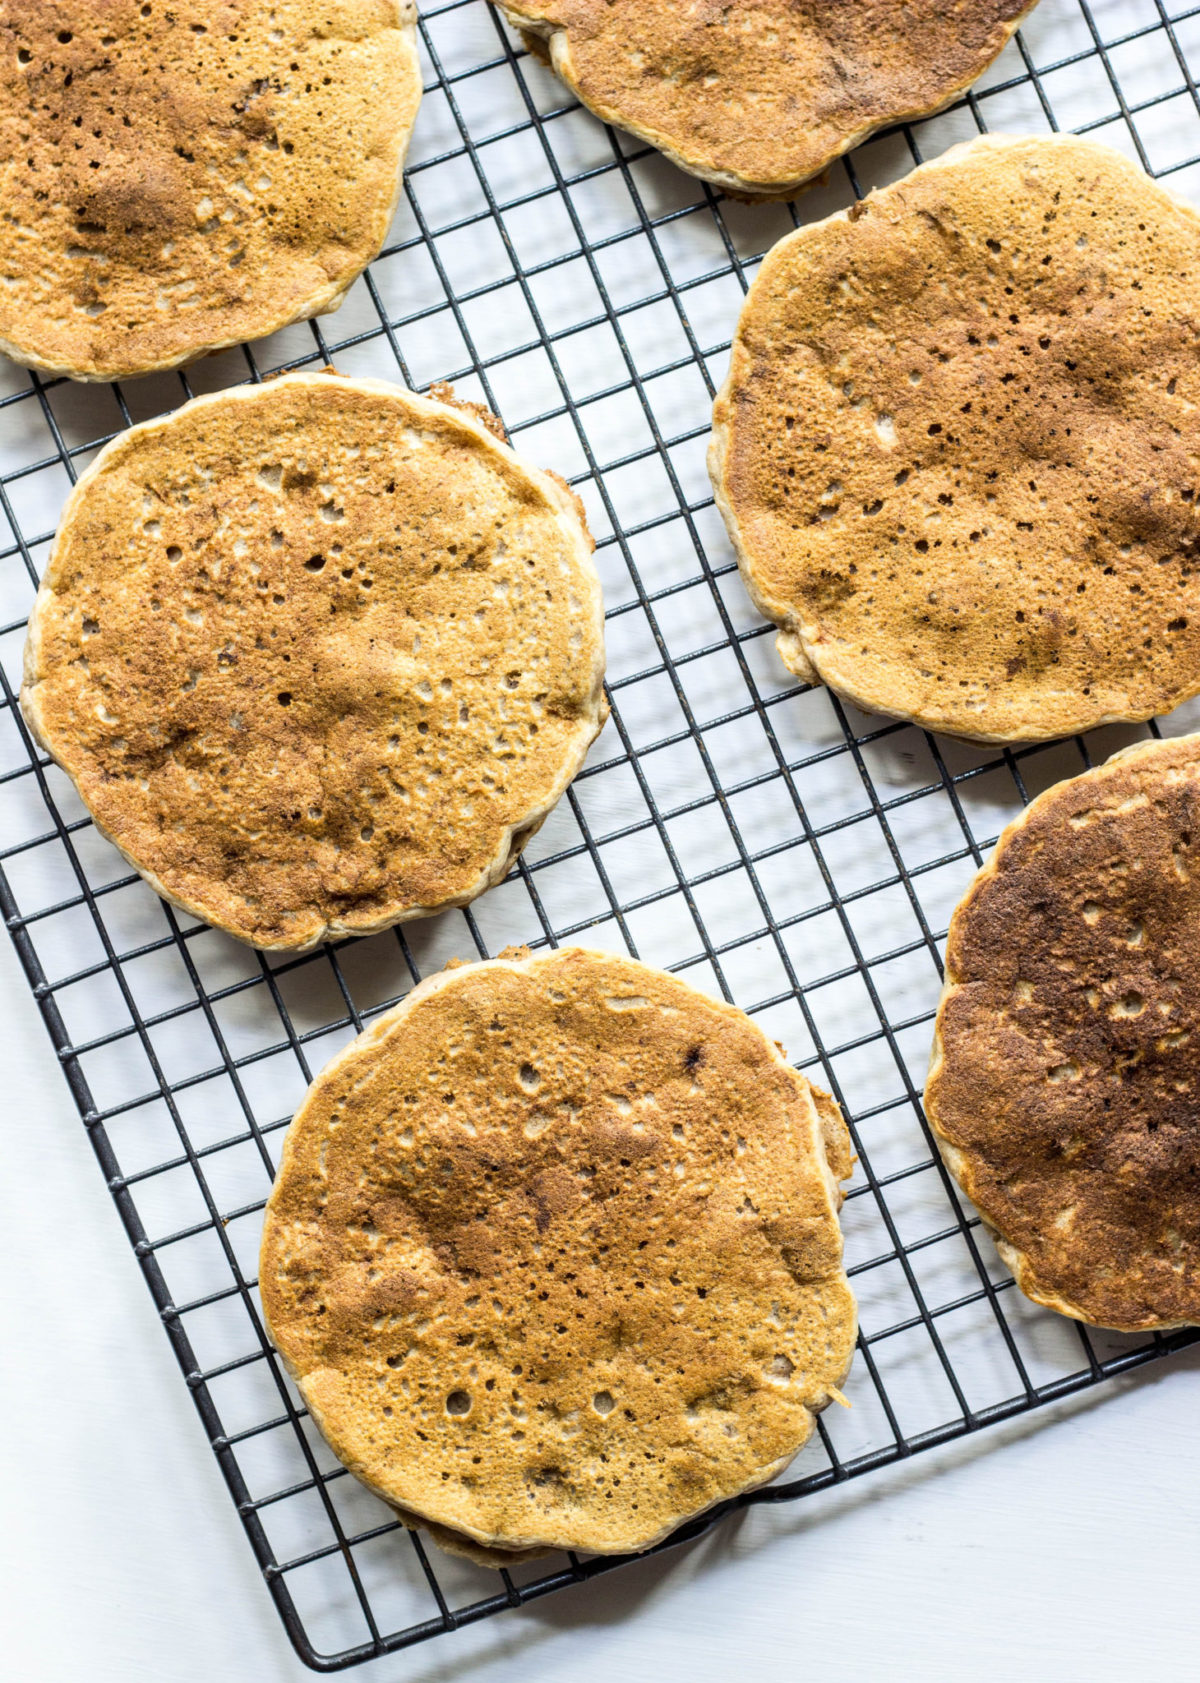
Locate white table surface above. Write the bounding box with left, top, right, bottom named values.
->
left=3, top=932, right=1199, bottom=1683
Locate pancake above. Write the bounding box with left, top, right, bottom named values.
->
left=495, top=1, right=1035, bottom=198
left=259, top=945, right=857, bottom=1555
left=0, top=3, right=421, bottom=381
left=711, top=133, right=1200, bottom=743
left=21, top=374, right=606, bottom=951
left=927, top=733, right=1200, bottom=1332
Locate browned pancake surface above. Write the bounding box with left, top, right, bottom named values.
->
left=0, top=2, right=420, bottom=380
left=927, top=735, right=1200, bottom=1331
left=22, top=375, right=605, bottom=950
left=260, top=947, right=857, bottom=1554
left=711, top=134, right=1200, bottom=742
left=498, top=0, right=1032, bottom=195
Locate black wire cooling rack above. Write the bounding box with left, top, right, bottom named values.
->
left=5, top=0, right=1200, bottom=1670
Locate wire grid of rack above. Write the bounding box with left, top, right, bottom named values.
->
left=4, top=0, right=1200, bottom=1670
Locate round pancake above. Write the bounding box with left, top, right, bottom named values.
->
left=495, top=1, right=1034, bottom=198
left=21, top=374, right=605, bottom=951
left=259, top=946, right=857, bottom=1555
left=711, top=134, right=1200, bottom=743
left=0, top=2, right=421, bottom=381
left=927, top=733, right=1200, bottom=1332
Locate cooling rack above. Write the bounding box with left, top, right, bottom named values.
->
left=4, top=0, right=1200, bottom=1670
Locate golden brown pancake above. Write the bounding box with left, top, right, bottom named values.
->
left=496, top=0, right=1035, bottom=197
left=22, top=374, right=605, bottom=951
left=711, top=133, right=1200, bottom=743
left=259, top=946, right=857, bottom=1555
left=0, top=2, right=421, bottom=381
left=927, top=733, right=1200, bottom=1332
